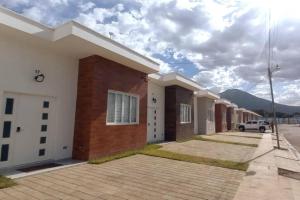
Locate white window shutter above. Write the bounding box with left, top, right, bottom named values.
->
left=107, top=92, right=115, bottom=123
left=123, top=95, right=130, bottom=123
left=131, top=96, right=137, bottom=123
left=115, top=94, right=122, bottom=123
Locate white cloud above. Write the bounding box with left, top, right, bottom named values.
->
left=192, top=66, right=247, bottom=93
left=78, top=2, right=95, bottom=12
left=23, top=6, right=44, bottom=22
left=1, top=0, right=300, bottom=105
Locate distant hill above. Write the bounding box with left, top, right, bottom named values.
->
left=220, top=89, right=300, bottom=116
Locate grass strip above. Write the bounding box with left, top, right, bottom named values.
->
left=0, top=176, right=16, bottom=189
left=222, top=134, right=262, bottom=139
left=88, top=144, right=161, bottom=164
left=90, top=144, right=248, bottom=171
left=194, top=136, right=258, bottom=147
left=140, top=149, right=249, bottom=171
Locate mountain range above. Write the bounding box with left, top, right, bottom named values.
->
left=219, top=89, right=300, bottom=116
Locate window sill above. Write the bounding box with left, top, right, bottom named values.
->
left=106, top=123, right=139, bottom=126
left=180, top=122, right=192, bottom=124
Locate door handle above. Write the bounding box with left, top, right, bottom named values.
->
left=16, top=127, right=21, bottom=132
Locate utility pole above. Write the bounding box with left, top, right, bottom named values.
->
left=268, top=67, right=280, bottom=149
left=267, top=8, right=280, bottom=149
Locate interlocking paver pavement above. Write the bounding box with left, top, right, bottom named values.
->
left=1, top=155, right=244, bottom=200
left=218, top=132, right=263, bottom=139
left=161, top=140, right=256, bottom=162
left=201, top=135, right=261, bottom=145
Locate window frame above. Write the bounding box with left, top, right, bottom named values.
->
left=106, top=90, right=140, bottom=125
left=180, top=103, right=192, bottom=124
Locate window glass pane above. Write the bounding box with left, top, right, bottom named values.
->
left=42, top=113, right=48, bottom=120
left=107, top=93, right=116, bottom=123
left=41, top=125, right=47, bottom=132
left=188, top=106, right=191, bottom=122
left=1, top=144, right=9, bottom=162
left=180, top=104, right=183, bottom=122
left=123, top=95, right=130, bottom=123
left=130, top=97, right=137, bottom=123
left=40, top=137, right=47, bottom=144
left=115, top=94, right=123, bottom=123
left=5, top=98, right=14, bottom=115
left=43, top=101, right=49, bottom=108
left=180, top=105, right=182, bottom=122
left=39, top=149, right=45, bottom=156
left=183, top=105, right=188, bottom=122
left=3, top=121, right=11, bottom=138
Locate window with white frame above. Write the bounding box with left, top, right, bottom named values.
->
left=207, top=102, right=214, bottom=122
left=106, top=90, right=139, bottom=125
left=222, top=111, right=226, bottom=123
left=180, top=104, right=192, bottom=123
left=208, top=108, right=214, bottom=122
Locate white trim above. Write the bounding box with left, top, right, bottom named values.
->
left=0, top=6, right=159, bottom=74
left=194, top=90, right=220, bottom=100
left=106, top=90, right=139, bottom=126
left=215, top=99, right=231, bottom=106
left=148, top=72, right=203, bottom=91
left=180, top=103, right=192, bottom=124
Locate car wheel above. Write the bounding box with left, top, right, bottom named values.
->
left=259, top=127, right=265, bottom=133
left=239, top=126, right=245, bottom=132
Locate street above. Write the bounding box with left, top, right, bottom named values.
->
left=280, top=124, right=300, bottom=152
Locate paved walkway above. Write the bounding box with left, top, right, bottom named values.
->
left=201, top=135, right=261, bottom=145
left=0, top=155, right=244, bottom=200
left=161, top=140, right=256, bottom=162
left=218, top=132, right=263, bottom=139
left=233, top=133, right=300, bottom=200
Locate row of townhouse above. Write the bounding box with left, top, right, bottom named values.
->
left=0, top=7, right=260, bottom=169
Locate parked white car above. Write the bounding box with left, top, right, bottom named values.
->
left=238, top=120, right=271, bottom=133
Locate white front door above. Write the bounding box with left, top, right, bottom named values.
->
left=0, top=93, right=54, bottom=168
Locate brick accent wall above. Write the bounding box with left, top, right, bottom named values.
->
left=215, top=104, right=227, bottom=133
left=73, top=55, right=148, bottom=160
left=243, top=112, right=248, bottom=123
left=165, top=85, right=194, bottom=141
left=237, top=110, right=243, bottom=124
left=226, top=107, right=233, bottom=130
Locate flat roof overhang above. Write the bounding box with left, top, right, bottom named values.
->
left=194, top=90, right=220, bottom=100
left=0, top=7, right=159, bottom=74
left=215, top=99, right=231, bottom=106
left=228, top=103, right=238, bottom=108
left=148, top=73, right=203, bottom=91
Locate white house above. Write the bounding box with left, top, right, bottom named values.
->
left=0, top=6, right=159, bottom=169
left=194, top=90, right=220, bottom=135
left=147, top=73, right=202, bottom=143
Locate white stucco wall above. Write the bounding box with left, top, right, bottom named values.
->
left=195, top=97, right=216, bottom=134
left=147, top=81, right=165, bottom=143
left=0, top=31, right=78, bottom=164
left=206, top=99, right=216, bottom=134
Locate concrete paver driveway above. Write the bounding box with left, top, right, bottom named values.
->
left=161, top=140, right=256, bottom=162
left=201, top=135, right=261, bottom=145
left=0, top=155, right=244, bottom=200
left=218, top=132, right=263, bottom=139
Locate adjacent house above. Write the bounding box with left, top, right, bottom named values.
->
left=0, top=6, right=159, bottom=169
left=194, top=90, right=220, bottom=135
left=215, top=99, right=231, bottom=133
left=236, top=108, right=245, bottom=125
left=243, top=109, right=252, bottom=122
left=226, top=103, right=238, bottom=131
left=147, top=73, right=202, bottom=142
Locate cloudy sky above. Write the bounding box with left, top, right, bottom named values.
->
left=1, top=0, right=300, bottom=105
